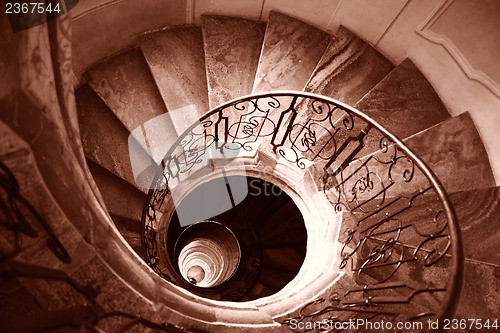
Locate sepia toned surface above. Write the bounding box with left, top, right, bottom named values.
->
left=1, top=2, right=499, bottom=332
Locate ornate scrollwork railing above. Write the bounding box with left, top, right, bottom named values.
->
left=142, top=91, right=463, bottom=330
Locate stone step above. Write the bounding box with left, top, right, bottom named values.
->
left=304, top=26, right=394, bottom=106
left=403, top=112, right=495, bottom=193
left=259, top=266, right=297, bottom=293
left=346, top=236, right=499, bottom=324
left=324, top=112, right=495, bottom=213
left=258, top=200, right=307, bottom=249
left=302, top=58, right=451, bottom=192
left=86, top=158, right=146, bottom=222
left=252, top=11, right=331, bottom=93
left=140, top=26, right=209, bottom=118
left=250, top=190, right=297, bottom=232
left=86, top=49, right=177, bottom=188
left=87, top=48, right=168, bottom=133
left=334, top=193, right=500, bottom=321
left=0, top=280, right=44, bottom=327
left=396, top=185, right=500, bottom=267
left=76, top=84, right=141, bottom=191
left=243, top=281, right=274, bottom=300
left=0, top=118, right=30, bottom=159
left=355, top=59, right=450, bottom=142
left=455, top=260, right=499, bottom=324
left=331, top=173, right=497, bottom=309
left=448, top=186, right=500, bottom=266
left=334, top=232, right=449, bottom=320
left=262, top=246, right=306, bottom=274
left=202, top=15, right=266, bottom=108
left=110, top=214, right=143, bottom=258
left=312, top=58, right=450, bottom=171
left=298, top=58, right=450, bottom=174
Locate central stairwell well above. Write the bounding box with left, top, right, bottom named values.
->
left=75, top=11, right=496, bottom=331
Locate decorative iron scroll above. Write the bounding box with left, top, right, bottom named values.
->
left=142, top=92, right=462, bottom=330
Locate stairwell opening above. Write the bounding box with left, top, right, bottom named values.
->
left=165, top=175, right=307, bottom=301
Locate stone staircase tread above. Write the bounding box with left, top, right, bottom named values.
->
left=110, top=214, right=144, bottom=258
left=259, top=266, right=296, bottom=292
left=140, top=26, right=209, bottom=116
left=202, top=15, right=266, bottom=108
left=262, top=246, right=306, bottom=274
left=332, top=112, right=495, bottom=205
left=0, top=283, right=45, bottom=326
left=252, top=11, right=331, bottom=93
left=403, top=185, right=500, bottom=267
left=87, top=48, right=168, bottom=133
left=355, top=238, right=499, bottom=321
left=0, top=119, right=31, bottom=158
left=245, top=281, right=275, bottom=300
left=349, top=238, right=450, bottom=314
left=86, top=158, right=146, bottom=222
left=335, top=185, right=500, bottom=318
left=258, top=204, right=307, bottom=249
left=76, top=85, right=143, bottom=192
left=305, top=26, right=394, bottom=106
left=403, top=112, right=495, bottom=193
left=448, top=186, right=500, bottom=266
left=455, top=260, right=499, bottom=321
left=302, top=57, right=452, bottom=188
left=354, top=58, right=450, bottom=142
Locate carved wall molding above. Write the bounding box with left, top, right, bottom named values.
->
left=417, top=0, right=500, bottom=98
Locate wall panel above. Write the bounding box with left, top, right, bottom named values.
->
left=329, top=0, right=409, bottom=44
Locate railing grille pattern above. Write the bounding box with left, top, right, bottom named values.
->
left=143, top=92, right=462, bottom=330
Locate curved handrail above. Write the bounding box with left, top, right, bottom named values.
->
left=142, top=91, right=463, bottom=330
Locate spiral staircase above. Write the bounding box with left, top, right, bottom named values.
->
left=1, top=9, right=499, bottom=333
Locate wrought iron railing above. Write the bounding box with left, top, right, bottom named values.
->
left=142, top=91, right=463, bottom=331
